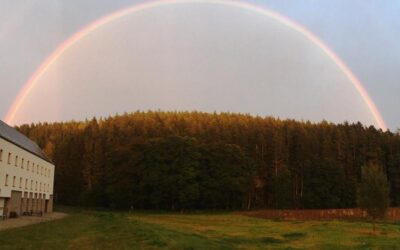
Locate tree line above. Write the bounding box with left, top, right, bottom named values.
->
left=17, top=111, right=400, bottom=210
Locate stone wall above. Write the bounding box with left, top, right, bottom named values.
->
left=243, top=208, right=400, bottom=221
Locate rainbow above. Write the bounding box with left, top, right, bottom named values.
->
left=4, top=0, right=388, bottom=130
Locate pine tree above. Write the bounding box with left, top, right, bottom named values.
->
left=357, top=163, right=390, bottom=232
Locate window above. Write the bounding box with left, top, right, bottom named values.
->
left=30, top=180, right=33, bottom=190
left=15, top=155, right=18, bottom=166
left=0, top=149, right=3, bottom=162
left=32, top=163, right=35, bottom=173
left=21, top=158, right=24, bottom=169
left=41, top=166, right=43, bottom=175
left=37, top=165, right=39, bottom=174
left=19, top=177, right=22, bottom=188
left=13, top=176, right=16, bottom=187
left=8, top=153, right=11, bottom=164
left=35, top=181, right=37, bottom=191
left=27, top=161, right=30, bottom=171
left=25, top=179, right=28, bottom=189
left=5, top=174, right=8, bottom=186
left=40, top=182, right=42, bottom=192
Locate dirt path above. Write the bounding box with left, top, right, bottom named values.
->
left=0, top=212, right=67, bottom=231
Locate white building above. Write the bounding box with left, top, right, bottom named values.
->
left=0, top=120, right=54, bottom=218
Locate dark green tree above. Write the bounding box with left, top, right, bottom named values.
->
left=357, top=163, right=390, bottom=232
left=303, top=159, right=351, bottom=209
left=268, top=166, right=293, bottom=209
left=136, top=136, right=201, bottom=210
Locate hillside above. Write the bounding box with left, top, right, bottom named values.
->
left=17, top=111, right=400, bottom=210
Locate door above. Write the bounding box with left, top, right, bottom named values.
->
left=45, top=200, right=49, bottom=213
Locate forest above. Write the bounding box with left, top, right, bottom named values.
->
left=17, top=111, right=400, bottom=210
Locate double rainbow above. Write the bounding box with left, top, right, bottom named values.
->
left=4, top=0, right=387, bottom=130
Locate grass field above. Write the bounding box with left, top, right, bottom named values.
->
left=0, top=208, right=399, bottom=250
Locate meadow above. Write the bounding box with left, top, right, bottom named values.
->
left=0, top=208, right=399, bottom=250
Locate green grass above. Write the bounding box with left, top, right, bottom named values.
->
left=0, top=208, right=399, bottom=250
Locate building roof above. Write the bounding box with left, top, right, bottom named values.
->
left=0, top=120, right=51, bottom=163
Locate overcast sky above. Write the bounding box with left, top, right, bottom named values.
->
left=0, top=0, right=399, bottom=130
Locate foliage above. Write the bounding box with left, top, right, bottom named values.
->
left=16, top=111, right=400, bottom=209
left=267, top=167, right=293, bottom=209
left=357, top=163, right=391, bottom=221
left=303, top=158, right=354, bottom=209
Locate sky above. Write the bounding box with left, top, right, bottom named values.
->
left=0, top=0, right=399, bottom=130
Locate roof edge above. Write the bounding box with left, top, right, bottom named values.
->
left=0, top=134, right=54, bottom=164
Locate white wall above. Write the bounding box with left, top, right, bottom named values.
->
left=0, top=137, right=54, bottom=200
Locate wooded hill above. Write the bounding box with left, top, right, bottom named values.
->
left=17, top=111, right=400, bottom=210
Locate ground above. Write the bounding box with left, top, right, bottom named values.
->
left=0, top=208, right=399, bottom=249
left=0, top=212, right=67, bottom=231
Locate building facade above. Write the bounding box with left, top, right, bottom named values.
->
left=0, top=121, right=54, bottom=218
